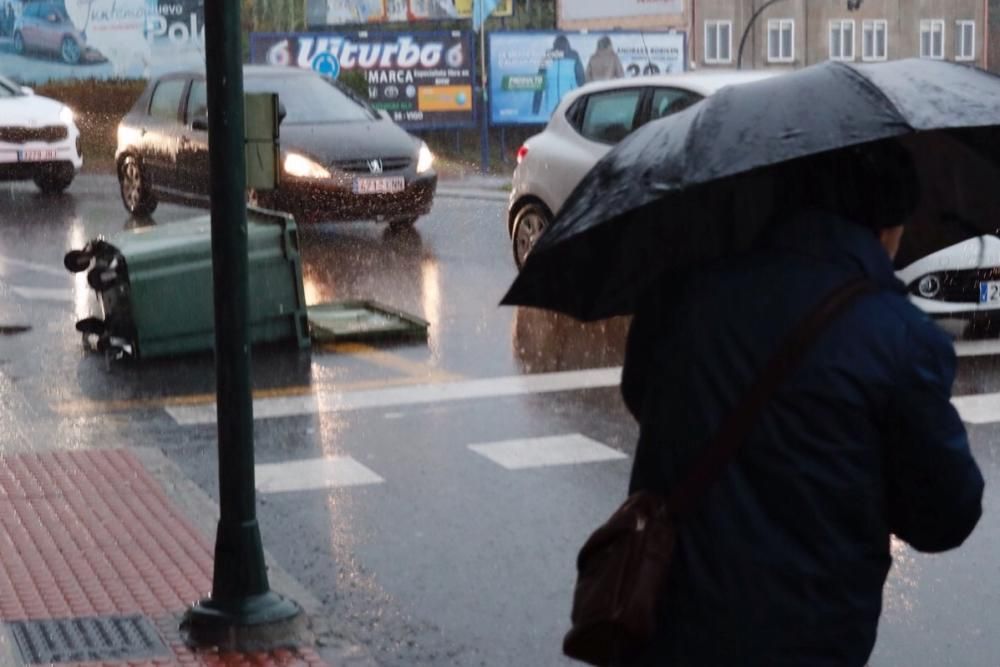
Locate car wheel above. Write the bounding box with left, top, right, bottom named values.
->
left=118, top=156, right=157, bottom=216
left=33, top=170, right=74, bottom=194
left=12, top=31, right=24, bottom=55
left=388, top=216, right=418, bottom=231
left=511, top=203, right=551, bottom=269
left=60, top=36, right=81, bottom=65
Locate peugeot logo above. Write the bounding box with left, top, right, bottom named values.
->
left=368, top=159, right=383, bottom=174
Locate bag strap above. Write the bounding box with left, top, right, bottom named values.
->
left=664, top=277, right=877, bottom=515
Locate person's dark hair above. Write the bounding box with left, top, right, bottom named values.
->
left=773, top=139, right=921, bottom=230
left=598, top=36, right=612, bottom=50
left=554, top=35, right=571, bottom=52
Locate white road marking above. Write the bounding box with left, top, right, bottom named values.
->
left=255, top=456, right=384, bottom=493
left=9, top=286, right=73, bottom=302
left=951, top=393, right=1000, bottom=425
left=469, top=434, right=627, bottom=470
left=0, top=255, right=68, bottom=278
left=166, top=367, right=623, bottom=425
left=954, top=339, right=1000, bottom=358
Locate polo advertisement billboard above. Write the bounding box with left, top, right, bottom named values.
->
left=249, top=31, right=475, bottom=129
left=0, top=0, right=204, bottom=83
left=489, top=31, right=686, bottom=125
left=305, top=0, right=511, bottom=25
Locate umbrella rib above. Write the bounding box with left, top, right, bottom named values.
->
left=834, top=61, right=908, bottom=129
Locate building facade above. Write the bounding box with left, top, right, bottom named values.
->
left=693, top=1, right=986, bottom=71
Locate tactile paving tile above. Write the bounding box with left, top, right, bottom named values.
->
left=0, top=450, right=329, bottom=666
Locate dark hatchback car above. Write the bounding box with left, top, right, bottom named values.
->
left=115, top=66, right=437, bottom=227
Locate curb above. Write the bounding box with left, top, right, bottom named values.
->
left=134, top=447, right=380, bottom=666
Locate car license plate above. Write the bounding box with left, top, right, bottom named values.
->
left=353, top=176, right=405, bottom=195
left=19, top=149, right=57, bottom=162
left=980, top=281, right=1000, bottom=304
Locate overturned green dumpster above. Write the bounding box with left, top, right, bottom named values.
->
left=66, top=208, right=309, bottom=360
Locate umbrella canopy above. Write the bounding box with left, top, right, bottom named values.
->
left=502, top=59, right=1000, bottom=321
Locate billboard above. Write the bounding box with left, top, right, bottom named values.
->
left=557, top=0, right=683, bottom=24
left=489, top=31, right=686, bottom=125
left=250, top=31, right=476, bottom=129
left=0, top=0, right=204, bottom=83
left=306, top=0, right=511, bottom=25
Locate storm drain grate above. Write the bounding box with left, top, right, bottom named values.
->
left=7, top=614, right=169, bottom=665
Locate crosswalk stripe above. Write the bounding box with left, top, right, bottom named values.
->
left=255, top=456, right=384, bottom=493
left=469, top=434, right=628, bottom=470
left=9, top=286, right=73, bottom=302
left=166, top=367, right=623, bottom=425
left=951, top=392, right=1000, bottom=425
left=954, top=339, right=1000, bottom=357
left=0, top=255, right=68, bottom=278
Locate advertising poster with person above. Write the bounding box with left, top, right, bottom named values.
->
left=489, top=31, right=686, bottom=125
left=250, top=30, right=476, bottom=129
left=0, top=0, right=204, bottom=83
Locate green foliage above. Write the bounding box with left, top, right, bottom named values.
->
left=336, top=69, right=370, bottom=99
left=244, top=0, right=307, bottom=32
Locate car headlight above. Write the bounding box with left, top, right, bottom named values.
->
left=416, top=142, right=434, bottom=174
left=60, top=106, right=75, bottom=126
left=283, top=152, right=331, bottom=179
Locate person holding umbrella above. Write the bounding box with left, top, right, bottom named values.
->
left=504, top=59, right=993, bottom=666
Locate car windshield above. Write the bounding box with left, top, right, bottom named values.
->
left=0, top=76, right=22, bottom=97
left=243, top=74, right=375, bottom=124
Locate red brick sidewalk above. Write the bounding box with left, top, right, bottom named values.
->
left=0, top=449, right=327, bottom=667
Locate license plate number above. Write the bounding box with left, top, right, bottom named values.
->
left=980, top=281, right=1000, bottom=303
left=19, top=149, right=57, bottom=162
left=353, top=176, right=405, bottom=195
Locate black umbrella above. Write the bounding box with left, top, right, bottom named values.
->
left=502, top=59, right=1000, bottom=321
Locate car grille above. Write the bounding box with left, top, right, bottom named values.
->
left=332, top=157, right=411, bottom=173
left=911, top=267, right=1000, bottom=302
left=0, top=125, right=68, bottom=144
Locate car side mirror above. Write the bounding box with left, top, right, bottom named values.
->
left=278, top=102, right=287, bottom=124
left=191, top=113, right=209, bottom=131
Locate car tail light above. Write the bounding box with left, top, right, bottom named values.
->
left=516, top=145, right=529, bottom=164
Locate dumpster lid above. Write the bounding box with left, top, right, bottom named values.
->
left=308, top=300, right=429, bottom=343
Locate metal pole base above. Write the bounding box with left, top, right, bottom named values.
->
left=181, top=592, right=305, bottom=651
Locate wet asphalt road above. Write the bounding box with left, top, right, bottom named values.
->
left=1, top=175, right=1000, bottom=666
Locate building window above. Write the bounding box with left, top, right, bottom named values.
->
left=862, top=19, right=888, bottom=61
left=768, top=19, right=795, bottom=63
left=704, top=20, right=733, bottom=64
left=920, top=19, right=945, bottom=59
left=956, top=20, right=976, bottom=61
left=829, top=20, right=855, bottom=61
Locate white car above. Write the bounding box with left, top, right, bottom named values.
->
left=898, top=235, right=1000, bottom=332
left=0, top=74, right=82, bottom=193
left=508, top=70, right=777, bottom=268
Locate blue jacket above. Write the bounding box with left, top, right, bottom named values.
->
left=621, top=211, right=984, bottom=666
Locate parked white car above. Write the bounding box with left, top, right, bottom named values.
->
left=507, top=70, right=776, bottom=268
left=898, top=235, right=1000, bottom=332
left=0, top=74, right=82, bottom=193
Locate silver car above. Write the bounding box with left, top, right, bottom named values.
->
left=507, top=70, right=776, bottom=268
